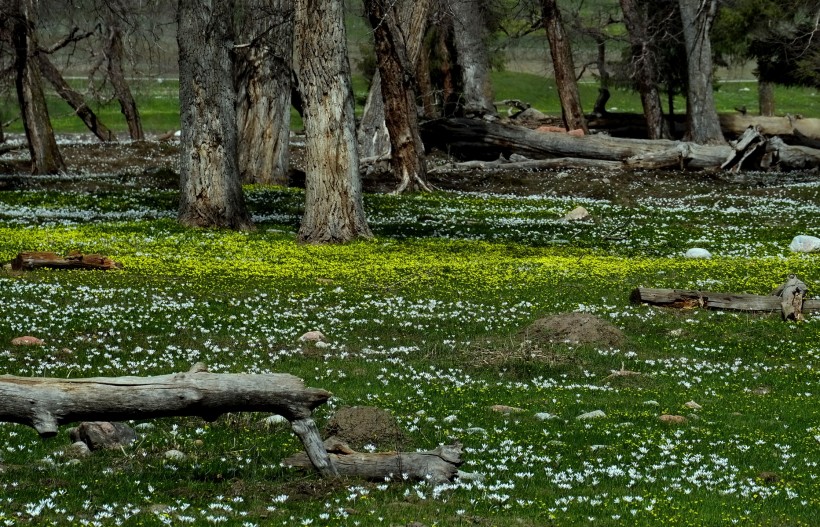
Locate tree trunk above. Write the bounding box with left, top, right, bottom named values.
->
left=235, top=0, right=293, bottom=185
left=540, top=0, right=588, bottom=133
left=12, top=0, right=64, bottom=174
left=759, top=78, right=775, bottom=117
left=619, top=0, right=671, bottom=139
left=0, top=365, right=338, bottom=477
left=364, top=0, right=431, bottom=192
left=678, top=0, right=724, bottom=144
left=104, top=1, right=144, bottom=141
left=294, top=0, right=371, bottom=243
left=450, top=0, right=496, bottom=116
left=177, top=0, right=253, bottom=230
left=416, top=31, right=438, bottom=119
left=36, top=53, right=117, bottom=142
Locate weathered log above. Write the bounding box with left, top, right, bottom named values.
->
left=771, top=274, right=808, bottom=321
left=430, top=156, right=623, bottom=173
left=11, top=251, right=122, bottom=271
left=631, top=286, right=820, bottom=314
left=0, top=364, right=338, bottom=476
left=284, top=436, right=463, bottom=485
left=421, top=118, right=820, bottom=171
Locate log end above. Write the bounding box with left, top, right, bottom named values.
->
left=629, top=287, right=643, bottom=304
left=32, top=412, right=59, bottom=437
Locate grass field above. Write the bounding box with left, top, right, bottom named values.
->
left=2, top=71, right=819, bottom=136
left=0, top=166, right=818, bottom=525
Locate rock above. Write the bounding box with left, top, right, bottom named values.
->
left=134, top=422, right=155, bottom=431
left=789, top=235, right=820, bottom=253
left=164, top=449, right=186, bottom=461
left=298, top=330, right=327, bottom=343
left=563, top=206, right=591, bottom=221
left=577, top=410, right=606, bottom=420
left=643, top=400, right=660, bottom=406
left=684, top=401, right=702, bottom=410
left=261, top=414, right=288, bottom=426
left=534, top=412, right=558, bottom=421
left=491, top=404, right=525, bottom=414
left=456, top=470, right=485, bottom=482
left=11, top=335, right=44, bottom=346
left=65, top=441, right=91, bottom=458
left=752, top=386, right=771, bottom=395
left=69, top=421, right=137, bottom=450
left=684, top=248, right=712, bottom=259
left=465, top=427, right=487, bottom=435
left=658, top=414, right=687, bottom=425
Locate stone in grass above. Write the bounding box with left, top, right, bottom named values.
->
left=534, top=412, right=558, bottom=421
left=261, top=414, right=289, bottom=426
left=11, top=335, right=44, bottom=346
left=684, top=400, right=703, bottom=410
left=563, top=206, right=591, bottom=221
left=65, top=441, right=91, bottom=458
left=684, top=248, right=712, bottom=259
left=491, top=404, right=525, bottom=414
left=69, top=421, right=137, bottom=451
left=789, top=235, right=820, bottom=253
left=658, top=414, right=687, bottom=425
left=298, top=330, right=327, bottom=343
left=164, top=449, right=186, bottom=461
left=577, top=410, right=606, bottom=420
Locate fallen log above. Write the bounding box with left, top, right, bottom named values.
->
left=11, top=251, right=122, bottom=271
left=420, top=117, right=820, bottom=171
left=0, top=364, right=337, bottom=476
left=631, top=284, right=819, bottom=318
left=284, top=436, right=464, bottom=485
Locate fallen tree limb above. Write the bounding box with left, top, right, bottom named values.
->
left=429, top=156, right=622, bottom=173
left=0, top=364, right=337, bottom=476
left=631, top=286, right=820, bottom=316
left=11, top=251, right=123, bottom=271
left=421, top=118, right=820, bottom=171
left=284, top=436, right=463, bottom=485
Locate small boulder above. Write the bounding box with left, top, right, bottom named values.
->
left=534, top=412, right=558, bottom=421
left=577, top=410, right=606, bottom=420
left=65, top=441, right=91, bottom=458
left=298, top=330, right=327, bottom=343
left=684, top=248, right=712, bottom=259
left=789, top=235, right=820, bottom=253
left=11, top=335, right=44, bottom=346
left=658, top=414, right=687, bottom=425
left=69, top=421, right=136, bottom=450
left=684, top=401, right=702, bottom=410
left=563, top=206, right=591, bottom=221
left=164, top=449, right=186, bottom=461
left=491, top=404, right=525, bottom=414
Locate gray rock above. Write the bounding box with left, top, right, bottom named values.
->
left=69, top=422, right=137, bottom=451
left=164, top=449, right=186, bottom=461
left=577, top=410, right=606, bottom=420
left=65, top=441, right=91, bottom=458
left=563, top=206, right=591, bottom=221
left=789, top=235, right=820, bottom=253
left=134, top=422, right=155, bottom=431
left=465, top=427, right=487, bottom=435
left=534, top=412, right=558, bottom=421
left=261, top=414, right=289, bottom=426
left=685, top=248, right=712, bottom=259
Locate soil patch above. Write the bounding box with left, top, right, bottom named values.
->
left=324, top=406, right=406, bottom=450
left=518, top=312, right=626, bottom=349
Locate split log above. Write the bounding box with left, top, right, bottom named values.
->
left=11, top=251, right=123, bottom=271
left=631, top=284, right=819, bottom=317
left=771, top=274, right=808, bottom=321
left=284, top=436, right=463, bottom=485
left=420, top=118, right=820, bottom=171
left=0, top=364, right=338, bottom=476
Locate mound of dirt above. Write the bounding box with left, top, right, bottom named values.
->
left=518, top=312, right=626, bottom=348
left=324, top=406, right=406, bottom=450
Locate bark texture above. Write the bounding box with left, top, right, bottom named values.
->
left=104, top=1, right=144, bottom=141
left=36, top=53, right=117, bottom=142
left=294, top=0, right=371, bottom=243
left=450, top=0, right=496, bottom=116
left=619, top=0, right=671, bottom=139
left=177, top=0, right=253, bottom=230
left=0, top=366, right=338, bottom=477
left=235, top=0, right=293, bottom=185
left=758, top=78, right=775, bottom=117
left=364, top=0, right=431, bottom=192
left=12, top=0, right=64, bottom=174
left=678, top=0, right=724, bottom=144
left=540, top=0, right=588, bottom=133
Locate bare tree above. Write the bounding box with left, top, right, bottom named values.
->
left=177, top=0, right=253, bottom=230
left=619, top=0, right=671, bottom=139
left=539, top=0, right=588, bottom=133
left=102, top=0, right=144, bottom=141
left=294, top=0, right=371, bottom=243
left=235, top=0, right=293, bottom=185
left=364, top=0, right=431, bottom=193
left=678, top=0, right=724, bottom=144
left=6, top=0, right=64, bottom=173
left=450, top=0, right=496, bottom=116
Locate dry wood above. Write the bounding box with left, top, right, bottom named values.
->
left=421, top=118, right=820, bottom=171
left=631, top=286, right=820, bottom=314
left=11, top=251, right=123, bottom=271
left=284, top=437, right=463, bottom=485
left=0, top=364, right=338, bottom=476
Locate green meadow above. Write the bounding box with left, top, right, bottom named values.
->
left=0, top=168, right=818, bottom=525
